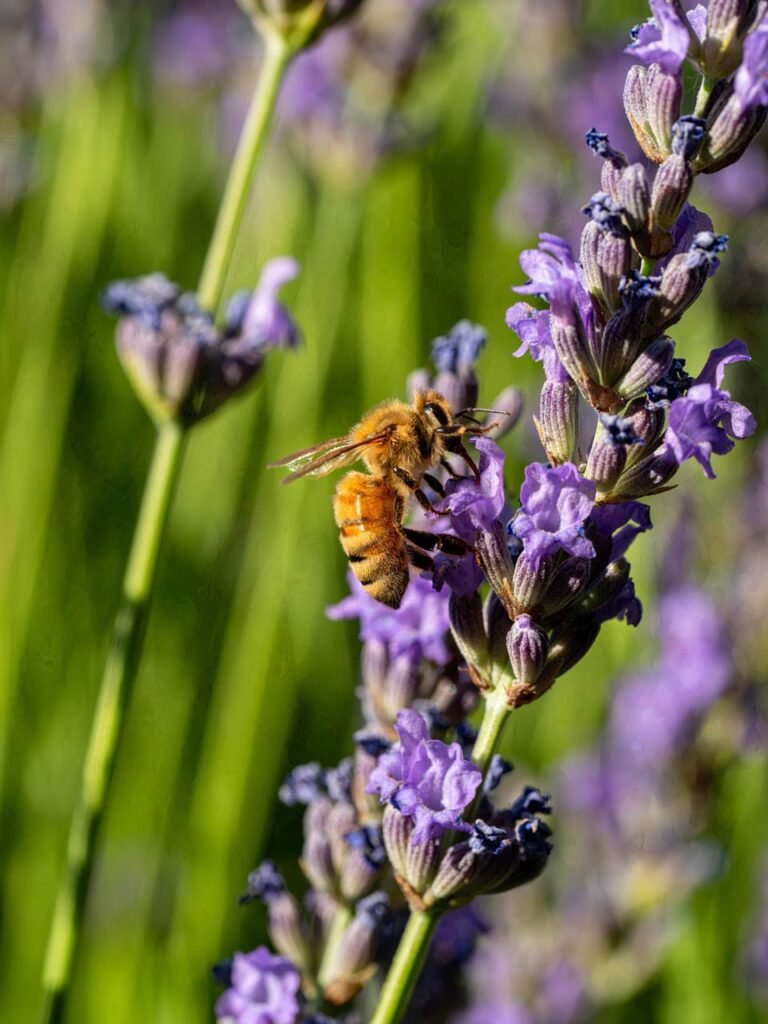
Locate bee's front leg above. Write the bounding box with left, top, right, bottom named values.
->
left=402, top=528, right=471, bottom=555
left=392, top=466, right=450, bottom=516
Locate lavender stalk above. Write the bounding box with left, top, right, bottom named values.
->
left=38, top=5, right=321, bottom=1018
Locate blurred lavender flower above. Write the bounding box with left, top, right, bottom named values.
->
left=101, top=259, right=300, bottom=424
left=215, top=947, right=301, bottom=1024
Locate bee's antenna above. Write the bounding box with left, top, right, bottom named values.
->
left=456, top=407, right=512, bottom=418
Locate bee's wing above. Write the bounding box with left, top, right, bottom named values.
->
left=270, top=431, right=390, bottom=484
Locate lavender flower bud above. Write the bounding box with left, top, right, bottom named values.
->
left=580, top=220, right=635, bottom=313
left=700, top=0, right=755, bottom=78
left=617, top=163, right=651, bottom=239
left=623, top=66, right=658, bottom=161
left=622, top=401, right=667, bottom=467
left=506, top=614, right=548, bottom=688
left=643, top=249, right=712, bottom=336
left=302, top=798, right=337, bottom=895
left=484, top=387, right=525, bottom=442
left=624, top=65, right=681, bottom=163
left=536, top=557, right=591, bottom=618
left=510, top=551, right=554, bottom=613
left=697, top=90, right=768, bottom=172
left=585, top=128, right=629, bottom=200
left=431, top=320, right=487, bottom=414
left=537, top=380, right=579, bottom=465
left=585, top=415, right=642, bottom=493
left=475, top=522, right=517, bottom=617
left=613, top=447, right=679, bottom=499
left=322, top=893, right=389, bottom=1006
left=546, top=618, right=601, bottom=677
left=645, top=65, right=683, bottom=160
left=650, top=154, right=694, bottom=234
left=448, top=592, right=491, bottom=689
left=241, top=863, right=312, bottom=973
left=424, top=808, right=552, bottom=908
left=616, top=335, right=676, bottom=400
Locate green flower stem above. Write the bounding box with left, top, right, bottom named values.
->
left=41, top=32, right=295, bottom=1024
left=369, top=687, right=513, bottom=1024
left=472, top=684, right=512, bottom=774
left=197, top=33, right=291, bottom=313
left=41, top=419, right=187, bottom=1024
left=317, top=905, right=354, bottom=991
left=640, top=255, right=656, bottom=277
left=694, top=75, right=715, bottom=118
left=370, top=911, right=439, bottom=1024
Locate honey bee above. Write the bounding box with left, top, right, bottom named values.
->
left=271, top=390, right=496, bottom=608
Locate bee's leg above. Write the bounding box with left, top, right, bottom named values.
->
left=453, top=441, right=481, bottom=483
left=393, top=466, right=450, bottom=516
left=440, top=458, right=463, bottom=479
left=422, top=472, right=446, bottom=497
left=402, top=528, right=471, bottom=555
left=403, top=544, right=434, bottom=571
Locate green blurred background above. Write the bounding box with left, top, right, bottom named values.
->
left=1, top=0, right=766, bottom=1020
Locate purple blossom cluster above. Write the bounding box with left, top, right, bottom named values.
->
left=457, top=481, right=768, bottom=1023
left=101, top=258, right=300, bottom=424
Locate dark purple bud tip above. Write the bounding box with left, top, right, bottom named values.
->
left=345, top=825, right=387, bottom=870
left=581, top=191, right=626, bottom=234
left=645, top=357, right=694, bottom=407
left=599, top=413, right=644, bottom=446
left=357, top=891, right=390, bottom=923
left=211, top=957, right=233, bottom=988
left=509, top=785, right=552, bottom=817
left=432, top=320, right=487, bottom=376
left=483, top=754, right=513, bottom=795
left=101, top=273, right=181, bottom=330
left=325, top=758, right=354, bottom=803
left=584, top=128, right=623, bottom=161
left=353, top=732, right=392, bottom=758
left=278, top=762, right=327, bottom=806
left=672, top=115, right=707, bottom=159
left=619, top=269, right=662, bottom=307
left=241, top=861, right=286, bottom=905
left=686, top=231, right=729, bottom=269
left=469, top=820, right=509, bottom=855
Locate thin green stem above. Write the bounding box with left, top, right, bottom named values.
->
left=41, top=420, right=186, bottom=1024
left=197, top=34, right=291, bottom=313
left=41, top=31, right=294, bottom=1021
left=370, top=912, right=439, bottom=1024
left=693, top=75, right=715, bottom=118
left=640, top=255, right=656, bottom=277
left=472, top=685, right=512, bottom=774
left=317, top=905, right=354, bottom=990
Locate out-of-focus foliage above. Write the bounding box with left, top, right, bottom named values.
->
left=0, top=0, right=765, bottom=1021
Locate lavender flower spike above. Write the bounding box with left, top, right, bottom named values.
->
left=367, top=710, right=481, bottom=844
left=512, top=463, right=596, bottom=570
left=215, top=946, right=301, bottom=1024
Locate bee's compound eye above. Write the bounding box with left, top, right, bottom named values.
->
left=424, top=402, right=449, bottom=426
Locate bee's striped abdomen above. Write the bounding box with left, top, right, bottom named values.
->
left=334, top=473, right=409, bottom=608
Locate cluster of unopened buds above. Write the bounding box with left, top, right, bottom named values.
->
left=212, top=3, right=763, bottom=1022
left=101, top=258, right=299, bottom=424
